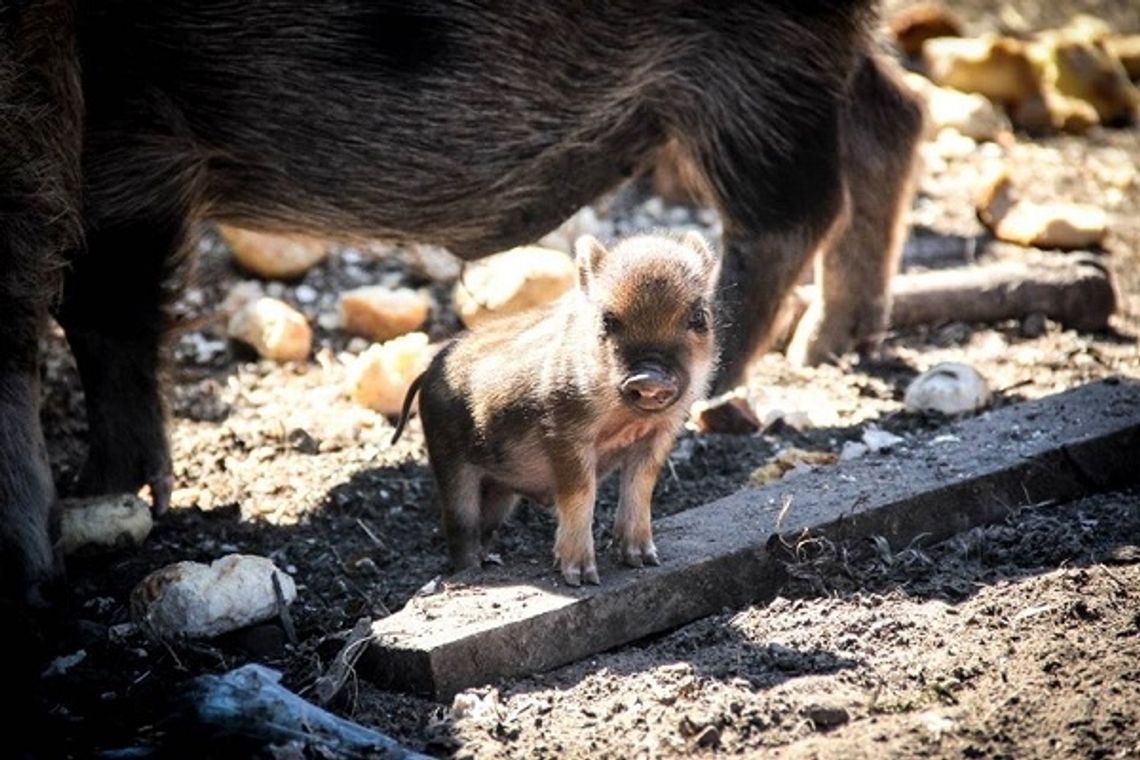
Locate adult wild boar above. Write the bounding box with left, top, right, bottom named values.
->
left=0, top=0, right=921, bottom=603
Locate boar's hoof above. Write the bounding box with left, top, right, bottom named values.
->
left=77, top=450, right=173, bottom=516
left=787, top=302, right=887, bottom=368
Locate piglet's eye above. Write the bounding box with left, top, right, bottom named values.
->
left=602, top=311, right=622, bottom=336
left=688, top=307, right=710, bottom=333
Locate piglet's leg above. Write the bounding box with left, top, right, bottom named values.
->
left=614, top=437, right=671, bottom=568
left=549, top=453, right=599, bottom=587
left=437, top=463, right=484, bottom=573
left=479, top=481, right=518, bottom=554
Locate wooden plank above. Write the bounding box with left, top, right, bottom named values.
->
left=361, top=378, right=1140, bottom=700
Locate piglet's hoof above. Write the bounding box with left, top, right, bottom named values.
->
left=557, top=556, right=600, bottom=587
left=620, top=539, right=660, bottom=569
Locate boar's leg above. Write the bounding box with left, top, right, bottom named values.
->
left=787, top=56, right=923, bottom=366
left=56, top=191, right=197, bottom=514
left=0, top=0, right=82, bottom=605
left=436, top=462, right=485, bottom=572
left=549, top=452, right=599, bottom=587
left=682, top=64, right=850, bottom=394
left=613, top=437, right=672, bottom=568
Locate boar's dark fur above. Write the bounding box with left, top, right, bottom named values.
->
left=0, top=0, right=922, bottom=602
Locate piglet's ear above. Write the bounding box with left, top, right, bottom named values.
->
left=574, top=234, right=608, bottom=291
left=680, top=231, right=719, bottom=284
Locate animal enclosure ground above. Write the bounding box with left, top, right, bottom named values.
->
left=28, top=1, right=1140, bottom=757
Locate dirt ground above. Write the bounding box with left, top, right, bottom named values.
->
left=25, top=1, right=1140, bottom=758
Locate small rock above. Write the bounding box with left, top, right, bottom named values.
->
left=218, top=226, right=328, bottom=280
left=975, top=166, right=1017, bottom=229
left=452, top=246, right=576, bottom=328
left=1020, top=312, right=1048, bottom=338
left=993, top=201, right=1107, bottom=250
left=449, top=689, right=500, bottom=721
left=228, top=297, right=312, bottom=361
left=888, top=2, right=964, bottom=58
left=399, top=244, right=463, bottom=283
left=840, top=441, right=869, bottom=461
left=1107, top=34, right=1140, bottom=80
left=42, top=649, right=87, bottom=678
left=763, top=408, right=813, bottom=433
left=903, top=72, right=1010, bottom=141
left=976, top=167, right=1107, bottom=250
left=692, top=389, right=761, bottom=434
left=130, top=554, right=297, bottom=639
left=1104, top=545, right=1140, bottom=565
left=803, top=702, right=850, bottom=730
left=751, top=448, right=838, bottom=486
left=694, top=725, right=721, bottom=749
left=286, top=427, right=319, bottom=454
left=862, top=426, right=904, bottom=452
left=338, top=286, right=431, bottom=342
left=58, top=494, right=153, bottom=556
left=1030, top=19, right=1140, bottom=129
left=294, top=284, right=318, bottom=304
left=920, top=711, right=957, bottom=740
left=346, top=332, right=433, bottom=418
left=923, top=35, right=1040, bottom=104
left=905, top=362, right=991, bottom=415
left=221, top=280, right=266, bottom=316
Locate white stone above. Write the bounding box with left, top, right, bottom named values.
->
left=220, top=280, right=266, bottom=316
left=228, top=297, right=312, bottom=362
left=905, top=362, right=992, bottom=415
left=58, top=494, right=154, bottom=555
left=346, top=332, right=434, bottom=417
left=130, top=554, right=297, bottom=639
left=399, top=244, right=463, bottom=282
left=452, top=246, right=576, bottom=328
left=862, top=427, right=905, bottom=452
left=42, top=650, right=87, bottom=678
left=991, top=201, right=1108, bottom=250
left=903, top=72, right=1010, bottom=141
left=338, top=286, right=431, bottom=342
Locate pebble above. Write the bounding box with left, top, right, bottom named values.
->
left=227, top=297, right=312, bottom=362
left=903, top=72, right=1010, bottom=142
left=130, top=554, right=296, bottom=639
left=452, top=246, right=576, bottom=328
left=58, top=493, right=153, bottom=555
left=346, top=332, right=434, bottom=418
left=339, top=286, right=432, bottom=341
left=923, top=35, right=1039, bottom=104
left=905, top=362, right=991, bottom=415
left=888, top=2, right=964, bottom=57
left=219, top=226, right=327, bottom=280
left=803, top=702, right=851, bottom=729
left=976, top=167, right=1107, bottom=250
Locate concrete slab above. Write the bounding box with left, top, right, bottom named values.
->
left=361, top=377, right=1140, bottom=699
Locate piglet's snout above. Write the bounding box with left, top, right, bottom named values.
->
left=621, top=366, right=680, bottom=411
